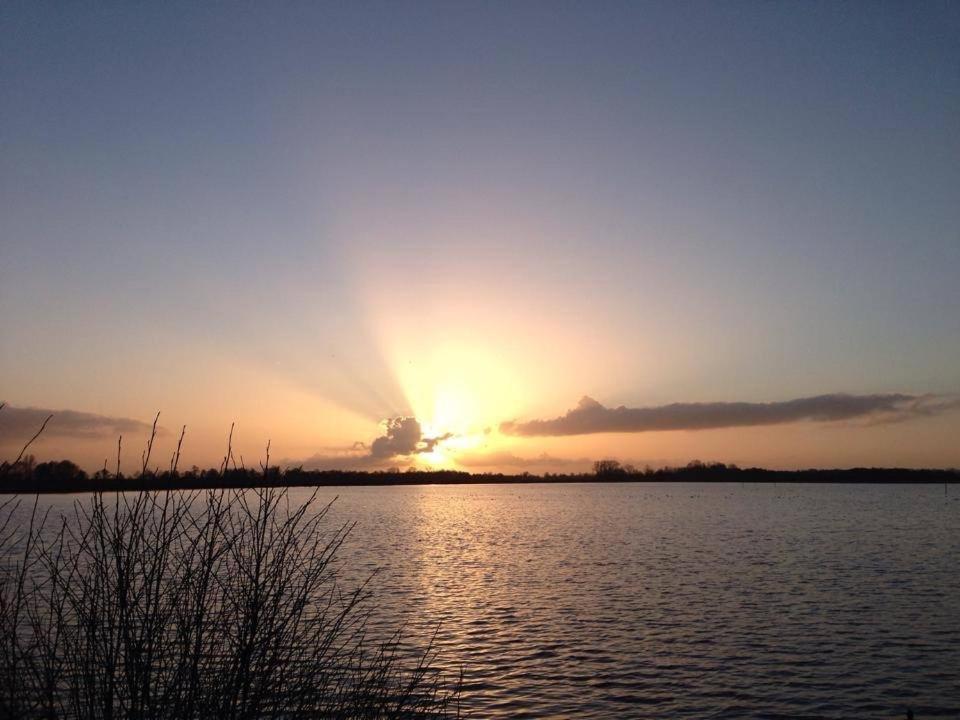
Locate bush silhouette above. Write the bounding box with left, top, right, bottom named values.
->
left=0, top=488, right=460, bottom=719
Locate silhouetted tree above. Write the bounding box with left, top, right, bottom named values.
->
left=593, top=459, right=624, bottom=476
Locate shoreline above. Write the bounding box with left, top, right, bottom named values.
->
left=2, top=466, right=957, bottom=495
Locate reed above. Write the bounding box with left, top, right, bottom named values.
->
left=0, top=412, right=460, bottom=719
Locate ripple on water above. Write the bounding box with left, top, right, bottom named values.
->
left=26, top=482, right=960, bottom=718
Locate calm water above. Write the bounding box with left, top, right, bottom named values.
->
left=22, top=483, right=960, bottom=718
left=318, top=482, right=960, bottom=719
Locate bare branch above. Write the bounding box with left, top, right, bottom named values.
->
left=172, top=425, right=186, bottom=475
left=141, top=411, right=161, bottom=477
left=14, top=413, right=52, bottom=465
left=221, top=422, right=235, bottom=477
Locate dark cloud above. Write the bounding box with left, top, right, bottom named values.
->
left=500, top=393, right=960, bottom=437
left=293, top=416, right=453, bottom=469
left=0, top=404, right=156, bottom=443
left=369, top=417, right=451, bottom=458
left=370, top=417, right=423, bottom=458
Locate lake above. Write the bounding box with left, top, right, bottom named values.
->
left=320, top=482, right=959, bottom=718
left=19, top=482, right=960, bottom=718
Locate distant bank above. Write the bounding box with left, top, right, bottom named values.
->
left=1, top=461, right=957, bottom=494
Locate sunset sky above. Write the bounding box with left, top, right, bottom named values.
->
left=2, top=2, right=959, bottom=472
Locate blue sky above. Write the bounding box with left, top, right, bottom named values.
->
left=2, top=2, right=958, bottom=470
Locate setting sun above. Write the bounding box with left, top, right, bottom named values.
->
left=395, top=340, right=525, bottom=434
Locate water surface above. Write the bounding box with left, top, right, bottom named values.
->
left=23, top=482, right=960, bottom=717
left=320, top=482, right=959, bottom=718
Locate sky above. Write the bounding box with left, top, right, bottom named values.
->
left=2, top=1, right=959, bottom=472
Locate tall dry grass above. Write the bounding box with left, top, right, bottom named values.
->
left=0, top=409, right=460, bottom=719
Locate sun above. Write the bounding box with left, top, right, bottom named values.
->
left=396, top=342, right=527, bottom=426
left=429, top=384, right=476, bottom=436
left=414, top=447, right=450, bottom=469
left=415, top=408, right=479, bottom=470
left=382, top=336, right=534, bottom=469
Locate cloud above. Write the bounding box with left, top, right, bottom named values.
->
left=293, top=416, right=453, bottom=469
left=500, top=393, right=960, bottom=437
left=369, top=417, right=421, bottom=458
left=0, top=404, right=157, bottom=443
left=369, top=417, right=451, bottom=458
left=455, top=450, right=590, bottom=471
left=289, top=451, right=410, bottom=472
